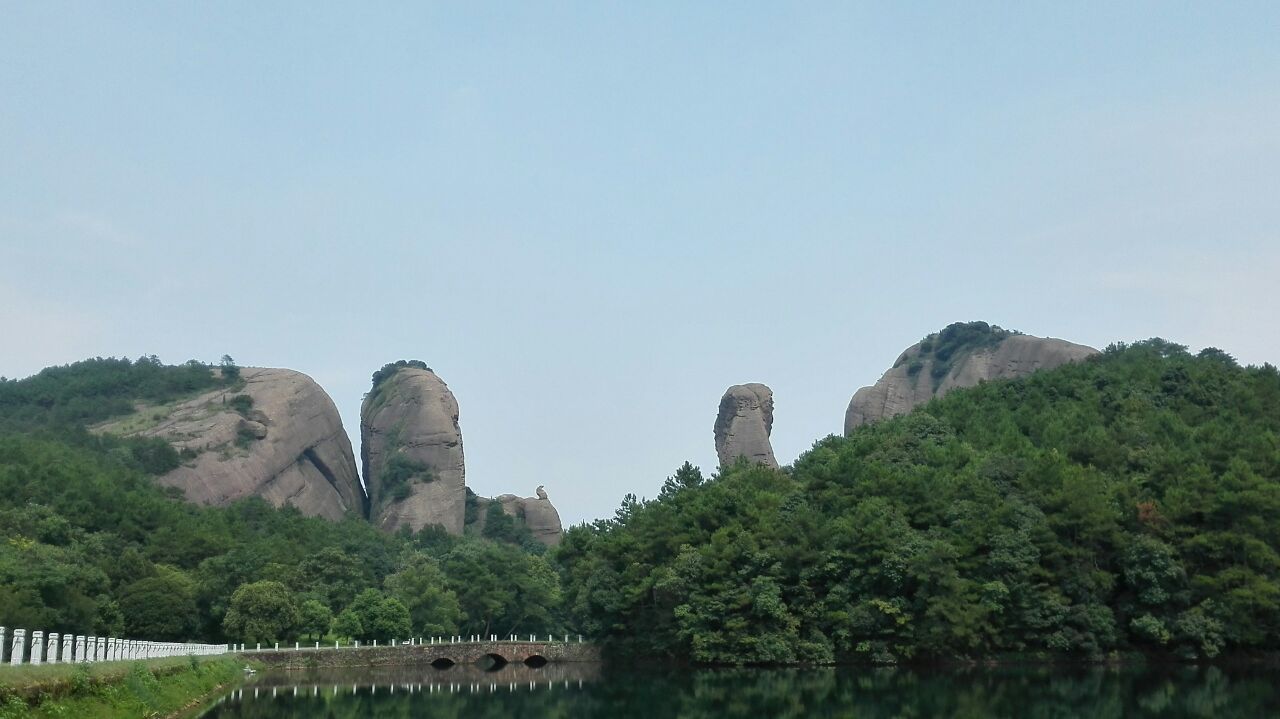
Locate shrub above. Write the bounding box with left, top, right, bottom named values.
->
left=228, top=394, right=254, bottom=416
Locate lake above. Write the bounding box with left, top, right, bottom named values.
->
left=198, top=661, right=1280, bottom=718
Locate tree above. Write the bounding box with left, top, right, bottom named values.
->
left=219, top=355, right=240, bottom=382
left=222, top=581, right=300, bottom=644
left=384, top=555, right=462, bottom=635
left=659, top=462, right=704, bottom=499
left=298, top=599, right=333, bottom=640
left=118, top=568, right=199, bottom=641
left=292, top=547, right=371, bottom=612
left=333, top=608, right=362, bottom=640
left=340, top=589, right=411, bottom=641
left=442, top=540, right=560, bottom=636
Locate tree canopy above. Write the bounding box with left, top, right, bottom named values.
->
left=554, top=340, right=1280, bottom=664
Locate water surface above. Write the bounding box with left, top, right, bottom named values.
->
left=200, top=661, right=1280, bottom=718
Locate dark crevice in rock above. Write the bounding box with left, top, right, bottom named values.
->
left=302, top=446, right=357, bottom=517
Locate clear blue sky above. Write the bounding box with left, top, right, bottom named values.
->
left=2, top=2, right=1277, bottom=525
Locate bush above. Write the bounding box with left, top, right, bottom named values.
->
left=379, top=453, right=431, bottom=502
left=228, top=394, right=254, bottom=416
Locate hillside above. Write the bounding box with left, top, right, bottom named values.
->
left=0, top=357, right=561, bottom=646
left=555, top=340, right=1280, bottom=664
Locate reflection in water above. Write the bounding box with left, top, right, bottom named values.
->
left=200, top=662, right=1280, bottom=718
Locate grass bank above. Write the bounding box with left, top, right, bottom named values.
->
left=0, top=655, right=244, bottom=718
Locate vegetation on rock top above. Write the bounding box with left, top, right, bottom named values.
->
left=895, top=321, right=1019, bottom=387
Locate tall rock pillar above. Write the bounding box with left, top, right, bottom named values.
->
left=361, top=363, right=467, bottom=534
left=714, top=383, right=778, bottom=468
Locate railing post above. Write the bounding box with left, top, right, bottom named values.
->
left=61, top=633, right=72, bottom=662
left=10, top=629, right=26, bottom=666
left=0, top=627, right=5, bottom=664
left=30, top=631, right=43, bottom=665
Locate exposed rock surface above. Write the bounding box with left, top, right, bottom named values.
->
left=469, top=489, right=564, bottom=547
left=714, top=383, right=778, bottom=468
left=361, top=366, right=466, bottom=534
left=845, top=324, right=1099, bottom=432
left=105, top=368, right=363, bottom=520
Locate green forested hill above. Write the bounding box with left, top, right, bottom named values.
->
left=554, top=340, right=1280, bottom=664
left=5, top=342, right=1278, bottom=664
left=0, top=357, right=561, bottom=646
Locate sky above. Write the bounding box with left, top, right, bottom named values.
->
left=2, top=2, right=1277, bottom=527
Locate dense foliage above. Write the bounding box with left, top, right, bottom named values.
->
left=897, top=320, right=1018, bottom=384
left=368, top=359, right=431, bottom=396
left=0, top=357, right=563, bottom=647
left=555, top=340, right=1280, bottom=664
left=0, top=356, right=226, bottom=430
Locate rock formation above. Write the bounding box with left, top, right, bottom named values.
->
left=470, top=489, right=564, bottom=547
left=103, top=368, right=363, bottom=520
left=714, top=383, right=778, bottom=468
left=361, top=364, right=466, bottom=534
left=845, top=322, right=1099, bottom=432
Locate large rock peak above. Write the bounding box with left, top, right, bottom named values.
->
left=110, top=367, right=363, bottom=520
left=714, top=382, right=778, bottom=468
left=845, top=322, right=1099, bottom=432
left=360, top=363, right=467, bottom=534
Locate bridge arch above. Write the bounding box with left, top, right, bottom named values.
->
left=480, top=653, right=508, bottom=670
left=523, top=654, right=548, bottom=668
left=430, top=657, right=455, bottom=669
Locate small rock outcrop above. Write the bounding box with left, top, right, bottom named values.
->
left=714, top=383, right=778, bottom=468
left=105, top=368, right=363, bottom=520
left=495, top=491, right=564, bottom=547
left=465, top=486, right=564, bottom=547
left=845, top=322, right=1099, bottom=432
left=361, top=363, right=466, bottom=534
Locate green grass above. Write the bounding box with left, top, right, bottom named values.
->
left=89, top=395, right=198, bottom=436
left=0, top=656, right=244, bottom=718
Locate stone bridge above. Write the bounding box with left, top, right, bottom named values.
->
left=244, top=640, right=599, bottom=671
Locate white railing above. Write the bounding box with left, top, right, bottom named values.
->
left=0, top=625, right=227, bottom=667
left=227, top=634, right=586, bottom=653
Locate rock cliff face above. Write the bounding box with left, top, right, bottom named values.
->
left=845, top=323, right=1099, bottom=432
left=361, top=365, right=466, bottom=534
left=714, top=383, right=778, bottom=468
left=106, top=368, right=363, bottom=520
